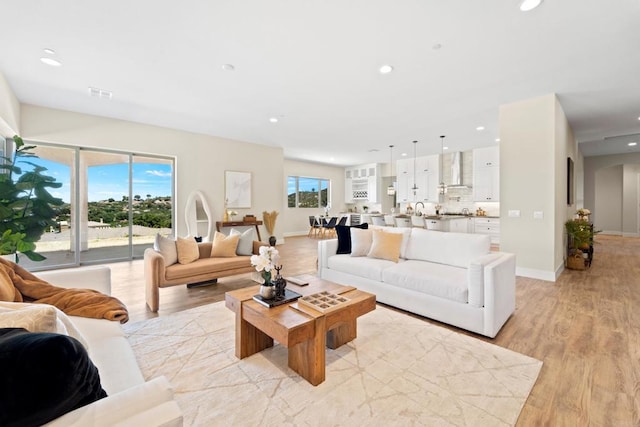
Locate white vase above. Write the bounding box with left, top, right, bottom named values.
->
left=259, top=285, right=276, bottom=299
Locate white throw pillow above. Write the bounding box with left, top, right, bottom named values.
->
left=350, top=228, right=373, bottom=257
left=0, top=302, right=89, bottom=349
left=230, top=228, right=254, bottom=256
left=154, top=233, right=178, bottom=266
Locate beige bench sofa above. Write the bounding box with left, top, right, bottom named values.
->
left=144, top=241, right=263, bottom=312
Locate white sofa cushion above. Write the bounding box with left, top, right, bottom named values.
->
left=350, top=228, right=373, bottom=257
left=405, top=228, right=490, bottom=268
left=45, top=376, right=180, bottom=427
left=468, top=253, right=504, bottom=308
left=382, top=260, right=469, bottom=304
left=328, top=254, right=399, bottom=282
left=0, top=302, right=88, bottom=349
left=71, top=316, right=145, bottom=394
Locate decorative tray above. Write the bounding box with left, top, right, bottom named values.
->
left=253, top=289, right=301, bottom=308
left=298, top=291, right=350, bottom=313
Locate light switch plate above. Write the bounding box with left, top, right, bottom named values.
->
left=508, top=210, right=520, bottom=218
left=533, top=211, right=544, bottom=219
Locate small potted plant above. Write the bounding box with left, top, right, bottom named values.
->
left=250, top=245, right=280, bottom=299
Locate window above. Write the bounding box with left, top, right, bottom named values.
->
left=8, top=140, right=174, bottom=270
left=287, top=176, right=330, bottom=208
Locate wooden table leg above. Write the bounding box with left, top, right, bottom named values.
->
left=326, top=318, right=357, bottom=350
left=235, top=306, right=273, bottom=359
left=288, top=316, right=326, bottom=386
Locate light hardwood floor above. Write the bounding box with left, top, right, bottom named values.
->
left=107, top=234, right=639, bottom=426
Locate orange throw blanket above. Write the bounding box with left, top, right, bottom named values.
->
left=0, top=258, right=129, bottom=323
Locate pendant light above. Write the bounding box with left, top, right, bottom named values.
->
left=387, top=145, right=396, bottom=196
left=411, top=140, right=419, bottom=196
left=438, top=135, right=447, bottom=195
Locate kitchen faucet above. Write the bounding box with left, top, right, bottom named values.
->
left=415, top=202, right=425, bottom=215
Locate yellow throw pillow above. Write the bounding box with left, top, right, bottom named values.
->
left=210, top=232, right=240, bottom=258
left=176, top=237, right=200, bottom=264
left=367, top=229, right=403, bottom=262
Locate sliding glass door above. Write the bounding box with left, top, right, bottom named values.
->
left=12, top=140, right=174, bottom=270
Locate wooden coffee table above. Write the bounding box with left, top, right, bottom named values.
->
left=225, top=276, right=375, bottom=386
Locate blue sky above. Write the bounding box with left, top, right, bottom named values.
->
left=17, top=158, right=173, bottom=202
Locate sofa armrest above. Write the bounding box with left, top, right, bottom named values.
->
left=482, top=252, right=516, bottom=338
left=44, top=376, right=182, bottom=427
left=317, top=239, right=338, bottom=272
left=37, top=266, right=111, bottom=295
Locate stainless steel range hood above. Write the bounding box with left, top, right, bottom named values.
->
left=449, top=151, right=471, bottom=188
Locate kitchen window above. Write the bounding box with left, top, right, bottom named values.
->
left=287, top=176, right=330, bottom=208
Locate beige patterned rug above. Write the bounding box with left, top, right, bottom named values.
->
left=124, top=302, right=541, bottom=426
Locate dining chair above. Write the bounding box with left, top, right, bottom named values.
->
left=372, top=216, right=386, bottom=227
left=411, top=215, right=426, bottom=228
left=321, top=216, right=338, bottom=238
left=384, top=215, right=396, bottom=226
left=307, top=216, right=321, bottom=237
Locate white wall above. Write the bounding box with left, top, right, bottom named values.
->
left=0, top=72, right=20, bottom=136
left=499, top=94, right=577, bottom=281
left=584, top=152, right=640, bottom=236
left=20, top=104, right=284, bottom=242
left=282, top=159, right=347, bottom=236
left=594, top=165, right=623, bottom=234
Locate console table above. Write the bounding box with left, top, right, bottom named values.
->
left=215, top=220, right=263, bottom=241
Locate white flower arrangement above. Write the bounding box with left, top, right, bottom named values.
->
left=250, top=246, right=280, bottom=283
left=576, top=208, right=591, bottom=216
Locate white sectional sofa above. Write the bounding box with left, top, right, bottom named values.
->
left=318, top=228, right=516, bottom=338
left=35, top=266, right=183, bottom=427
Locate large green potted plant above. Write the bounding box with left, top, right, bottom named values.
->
left=565, top=218, right=598, bottom=270
left=0, top=135, right=63, bottom=262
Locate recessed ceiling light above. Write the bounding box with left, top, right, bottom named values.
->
left=476, top=126, right=485, bottom=131
left=40, top=57, right=61, bottom=67
left=495, top=138, right=501, bottom=142
left=368, top=149, right=380, bottom=153
left=379, top=65, right=394, bottom=74
left=629, top=142, right=638, bottom=147
left=519, top=0, right=543, bottom=12
left=269, top=117, right=278, bottom=123
left=432, top=43, right=442, bottom=50
left=443, top=146, right=449, bottom=150
left=401, top=153, right=407, bottom=157
left=221, top=64, right=235, bottom=71
left=43, top=48, right=56, bottom=55
left=330, top=157, right=335, bottom=161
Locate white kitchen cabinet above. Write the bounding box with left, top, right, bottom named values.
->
left=396, top=158, right=412, bottom=203
left=473, top=146, right=500, bottom=202
left=449, top=217, right=472, bottom=233
left=474, top=217, right=500, bottom=244
left=345, top=163, right=380, bottom=203
left=415, top=155, right=440, bottom=202
left=425, top=218, right=445, bottom=231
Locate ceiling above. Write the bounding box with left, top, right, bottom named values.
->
left=1, top=0, right=639, bottom=166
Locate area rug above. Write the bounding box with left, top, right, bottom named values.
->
left=124, top=302, right=542, bottom=426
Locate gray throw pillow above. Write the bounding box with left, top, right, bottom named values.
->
left=154, top=233, right=178, bottom=265
left=230, top=228, right=254, bottom=256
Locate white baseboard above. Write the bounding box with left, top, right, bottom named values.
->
left=516, top=267, right=557, bottom=282
left=601, top=230, right=622, bottom=235
left=622, top=232, right=640, bottom=237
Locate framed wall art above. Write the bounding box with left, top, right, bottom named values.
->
left=225, top=170, right=252, bottom=208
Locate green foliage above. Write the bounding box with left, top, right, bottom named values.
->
left=0, top=135, right=63, bottom=261
left=565, top=219, right=599, bottom=253
left=84, top=197, right=171, bottom=228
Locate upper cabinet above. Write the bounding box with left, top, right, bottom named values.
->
left=396, top=155, right=439, bottom=203
left=473, top=146, right=500, bottom=202
left=344, top=163, right=381, bottom=203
